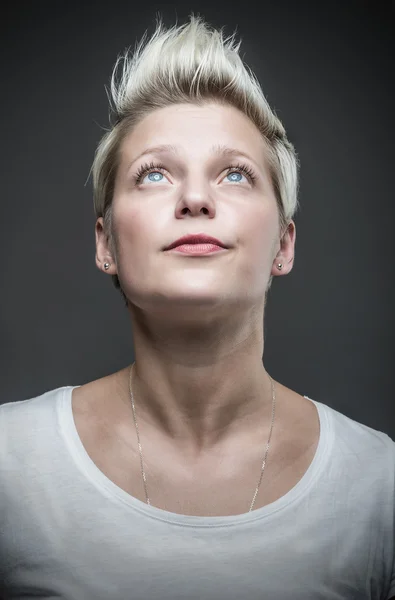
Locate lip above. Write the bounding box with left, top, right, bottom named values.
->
left=167, top=244, right=226, bottom=255
left=164, top=233, right=228, bottom=251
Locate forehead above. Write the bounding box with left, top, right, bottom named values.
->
left=119, top=103, right=268, bottom=166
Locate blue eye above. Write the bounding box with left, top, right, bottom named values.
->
left=134, top=162, right=167, bottom=185
left=226, top=171, right=244, bottom=183
left=225, top=163, right=256, bottom=183
left=147, top=171, right=164, bottom=183
left=133, top=161, right=256, bottom=185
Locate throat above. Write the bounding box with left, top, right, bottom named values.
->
left=125, top=364, right=276, bottom=452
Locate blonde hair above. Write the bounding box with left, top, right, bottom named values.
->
left=91, top=13, right=300, bottom=306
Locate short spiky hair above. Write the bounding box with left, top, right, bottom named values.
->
left=91, top=13, right=300, bottom=306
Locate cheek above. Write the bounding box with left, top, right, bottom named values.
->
left=112, top=201, right=146, bottom=249
left=241, top=211, right=279, bottom=289
left=244, top=208, right=278, bottom=256
left=111, top=202, right=163, bottom=274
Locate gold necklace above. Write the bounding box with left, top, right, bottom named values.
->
left=128, top=362, right=276, bottom=512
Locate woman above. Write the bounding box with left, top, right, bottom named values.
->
left=1, top=14, right=394, bottom=600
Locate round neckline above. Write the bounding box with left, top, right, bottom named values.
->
left=59, top=385, right=332, bottom=527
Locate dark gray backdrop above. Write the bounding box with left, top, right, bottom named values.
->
left=1, top=0, right=394, bottom=438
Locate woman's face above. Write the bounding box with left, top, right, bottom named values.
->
left=97, top=102, right=294, bottom=319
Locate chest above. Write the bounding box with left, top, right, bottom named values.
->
left=72, top=393, right=320, bottom=517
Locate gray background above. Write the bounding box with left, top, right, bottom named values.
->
left=1, top=0, right=394, bottom=438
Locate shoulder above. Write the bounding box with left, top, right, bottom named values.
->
left=71, top=367, right=130, bottom=423
left=317, top=397, right=395, bottom=456
left=0, top=387, right=70, bottom=454
left=0, top=367, right=125, bottom=420
left=0, top=387, right=74, bottom=487
left=278, top=381, right=394, bottom=462
left=0, top=386, right=67, bottom=420
left=310, top=397, right=395, bottom=503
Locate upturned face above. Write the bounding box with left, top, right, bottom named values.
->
left=96, top=102, right=295, bottom=319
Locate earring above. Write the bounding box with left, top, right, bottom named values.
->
left=104, top=263, right=110, bottom=270
left=277, top=263, right=283, bottom=270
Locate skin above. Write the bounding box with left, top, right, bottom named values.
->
left=95, top=101, right=296, bottom=461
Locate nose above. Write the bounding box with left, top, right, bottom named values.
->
left=175, top=176, right=216, bottom=217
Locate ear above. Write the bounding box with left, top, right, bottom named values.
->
left=95, top=217, right=118, bottom=275
left=271, top=220, right=296, bottom=277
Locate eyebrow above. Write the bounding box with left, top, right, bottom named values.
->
left=127, top=144, right=262, bottom=171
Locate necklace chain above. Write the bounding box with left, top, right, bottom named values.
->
left=128, top=362, right=276, bottom=512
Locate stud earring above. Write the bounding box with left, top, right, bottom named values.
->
left=277, top=263, right=283, bottom=270
left=104, top=263, right=110, bottom=270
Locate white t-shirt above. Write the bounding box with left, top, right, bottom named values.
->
left=0, top=385, right=394, bottom=600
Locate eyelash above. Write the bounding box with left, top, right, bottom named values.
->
left=133, top=161, right=257, bottom=185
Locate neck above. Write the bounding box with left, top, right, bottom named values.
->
left=117, top=305, right=276, bottom=456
